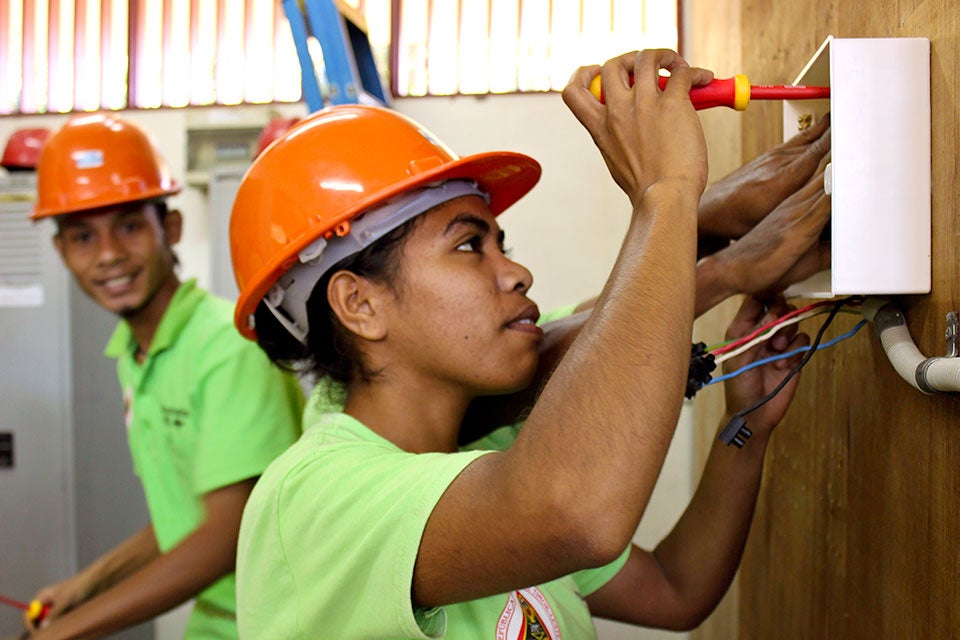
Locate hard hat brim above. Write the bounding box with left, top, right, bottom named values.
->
left=30, top=183, right=182, bottom=221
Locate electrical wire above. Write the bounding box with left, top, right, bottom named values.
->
left=708, top=319, right=867, bottom=385
left=706, top=338, right=734, bottom=351
left=713, top=307, right=860, bottom=365
left=712, top=296, right=864, bottom=447
left=720, top=298, right=857, bottom=421
left=690, top=297, right=863, bottom=407
left=713, top=308, right=826, bottom=364
left=712, top=299, right=858, bottom=356
left=706, top=305, right=830, bottom=351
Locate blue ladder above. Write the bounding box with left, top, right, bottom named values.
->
left=281, top=0, right=388, bottom=112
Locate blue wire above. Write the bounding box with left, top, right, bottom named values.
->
left=707, top=319, right=868, bottom=386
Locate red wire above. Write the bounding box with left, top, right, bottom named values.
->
left=712, top=300, right=840, bottom=355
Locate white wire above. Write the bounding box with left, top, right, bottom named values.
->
left=713, top=308, right=831, bottom=365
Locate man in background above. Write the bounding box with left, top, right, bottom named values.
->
left=23, top=113, right=303, bottom=639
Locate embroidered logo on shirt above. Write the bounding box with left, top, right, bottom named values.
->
left=495, top=587, right=561, bottom=640
left=161, top=406, right=189, bottom=428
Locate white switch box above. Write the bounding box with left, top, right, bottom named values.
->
left=782, top=36, right=931, bottom=297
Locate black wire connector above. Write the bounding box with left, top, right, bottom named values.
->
left=718, top=414, right=753, bottom=448
left=686, top=342, right=716, bottom=399
left=717, top=297, right=858, bottom=449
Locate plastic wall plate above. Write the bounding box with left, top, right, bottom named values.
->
left=783, top=36, right=931, bottom=298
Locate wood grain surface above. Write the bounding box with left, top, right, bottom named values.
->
left=689, top=1, right=960, bottom=637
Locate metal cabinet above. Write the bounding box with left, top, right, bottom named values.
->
left=0, top=173, right=151, bottom=639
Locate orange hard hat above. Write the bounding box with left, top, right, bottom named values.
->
left=230, top=104, right=541, bottom=340
left=255, top=116, right=301, bottom=158
left=32, top=113, right=181, bottom=220
left=1, top=128, right=51, bottom=170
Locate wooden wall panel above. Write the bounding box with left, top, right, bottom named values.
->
left=699, top=0, right=960, bottom=638
left=687, top=0, right=960, bottom=637
left=685, top=1, right=744, bottom=637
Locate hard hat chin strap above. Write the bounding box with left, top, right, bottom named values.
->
left=262, top=179, right=489, bottom=345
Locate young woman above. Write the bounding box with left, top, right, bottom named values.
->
left=230, top=49, right=810, bottom=638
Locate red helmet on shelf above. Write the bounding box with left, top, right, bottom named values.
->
left=1, top=128, right=51, bottom=171
left=255, top=116, right=301, bottom=158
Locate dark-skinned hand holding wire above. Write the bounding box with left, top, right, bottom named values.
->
left=720, top=296, right=809, bottom=444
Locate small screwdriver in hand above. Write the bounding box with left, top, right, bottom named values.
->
left=0, top=593, right=51, bottom=626
left=589, top=73, right=830, bottom=110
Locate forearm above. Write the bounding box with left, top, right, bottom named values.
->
left=556, top=240, right=746, bottom=322
left=76, top=527, right=159, bottom=598
left=34, top=478, right=255, bottom=640
left=644, top=295, right=806, bottom=623
left=650, top=423, right=770, bottom=621
left=36, top=525, right=235, bottom=640
left=515, top=186, right=699, bottom=545
left=694, top=251, right=740, bottom=317
left=697, top=182, right=749, bottom=240
left=586, top=297, right=802, bottom=629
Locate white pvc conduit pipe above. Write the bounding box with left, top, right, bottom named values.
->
left=861, top=297, right=960, bottom=394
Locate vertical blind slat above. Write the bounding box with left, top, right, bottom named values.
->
left=0, top=1, right=24, bottom=114
left=21, top=0, right=46, bottom=112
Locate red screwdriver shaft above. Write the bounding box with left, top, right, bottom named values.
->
left=749, top=84, right=831, bottom=100
left=0, top=593, right=50, bottom=624
left=0, top=594, right=30, bottom=610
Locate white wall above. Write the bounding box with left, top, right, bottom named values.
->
left=0, top=93, right=693, bottom=640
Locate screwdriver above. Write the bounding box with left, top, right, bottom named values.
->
left=0, top=593, right=50, bottom=625
left=589, top=73, right=830, bottom=110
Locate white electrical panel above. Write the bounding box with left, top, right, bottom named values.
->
left=783, top=36, right=931, bottom=297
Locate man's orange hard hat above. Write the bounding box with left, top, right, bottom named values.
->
left=32, top=113, right=181, bottom=220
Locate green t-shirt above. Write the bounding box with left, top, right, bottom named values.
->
left=236, top=413, right=628, bottom=639
left=106, top=279, right=304, bottom=639
left=237, top=302, right=631, bottom=638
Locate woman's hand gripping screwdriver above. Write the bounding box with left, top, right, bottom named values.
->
left=590, top=73, right=830, bottom=110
